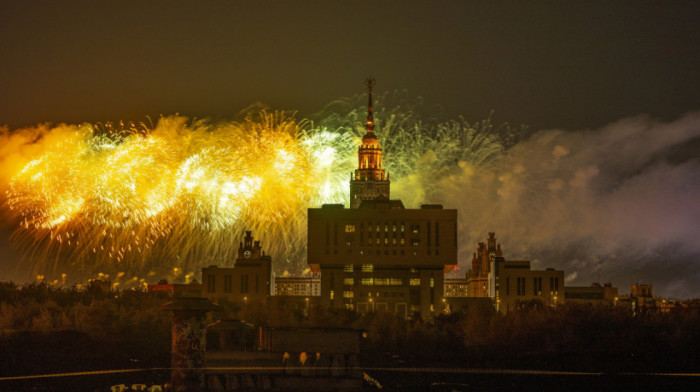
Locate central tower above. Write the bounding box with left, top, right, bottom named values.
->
left=349, top=77, right=390, bottom=208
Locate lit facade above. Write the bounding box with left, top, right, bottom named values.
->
left=349, top=77, right=390, bottom=209
left=444, top=279, right=470, bottom=297
left=275, top=276, right=321, bottom=297
left=466, top=232, right=502, bottom=297
left=308, top=79, right=458, bottom=321
left=201, top=231, right=272, bottom=306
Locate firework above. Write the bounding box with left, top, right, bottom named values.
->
left=4, top=95, right=506, bottom=281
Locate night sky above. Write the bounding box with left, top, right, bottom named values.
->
left=1, top=1, right=699, bottom=297
left=2, top=1, right=698, bottom=130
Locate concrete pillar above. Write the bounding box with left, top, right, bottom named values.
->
left=162, top=297, right=222, bottom=392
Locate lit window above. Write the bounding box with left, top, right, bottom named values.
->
left=361, top=278, right=374, bottom=286
left=412, top=239, right=420, bottom=246
left=344, top=278, right=354, bottom=285
left=330, top=290, right=334, bottom=300
left=390, top=278, right=403, bottom=286
left=384, top=238, right=388, bottom=245
left=392, top=224, right=397, bottom=232
left=362, top=264, right=374, bottom=273
left=345, top=225, right=355, bottom=233
left=430, top=278, right=435, bottom=288
left=375, top=278, right=390, bottom=285
left=411, top=224, right=420, bottom=234
left=410, top=278, right=420, bottom=286
left=400, top=238, right=405, bottom=245
left=343, top=291, right=354, bottom=298
left=344, top=264, right=354, bottom=272
left=384, top=224, right=388, bottom=232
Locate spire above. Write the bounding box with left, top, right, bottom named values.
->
left=365, top=76, right=376, bottom=134
left=350, top=77, right=390, bottom=208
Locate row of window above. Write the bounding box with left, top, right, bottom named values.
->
left=206, top=274, right=259, bottom=294
left=341, top=277, right=425, bottom=287
left=506, top=276, right=560, bottom=297
left=328, top=249, right=441, bottom=256
left=343, top=291, right=407, bottom=299
left=345, top=223, right=418, bottom=234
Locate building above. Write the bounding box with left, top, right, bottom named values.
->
left=201, top=231, right=272, bottom=307
left=465, top=233, right=565, bottom=313
left=466, top=232, right=503, bottom=297
left=489, top=259, right=564, bottom=312
left=444, top=278, right=469, bottom=297
left=630, top=283, right=653, bottom=298
left=565, top=282, right=618, bottom=306
left=274, top=276, right=321, bottom=297
left=307, top=79, right=458, bottom=321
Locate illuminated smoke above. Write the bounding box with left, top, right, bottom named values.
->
left=1, top=95, right=699, bottom=297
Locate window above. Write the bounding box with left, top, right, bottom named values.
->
left=241, top=275, right=249, bottom=294
left=224, top=274, right=232, bottom=293
left=343, top=291, right=354, bottom=298
left=361, top=278, right=374, bottom=286
left=411, top=224, right=420, bottom=234
left=411, top=239, right=420, bottom=246
left=430, top=277, right=435, bottom=288
left=401, top=223, right=405, bottom=233
left=344, top=264, right=354, bottom=272
left=534, top=277, right=542, bottom=296
left=384, top=224, right=388, bottom=232
left=345, top=225, right=355, bottom=233
left=390, top=278, right=403, bottom=286
left=400, top=238, right=405, bottom=245
left=207, top=274, right=216, bottom=293
left=344, top=278, right=354, bottom=285
left=517, top=277, right=525, bottom=296
left=374, top=278, right=390, bottom=286
left=392, top=224, right=397, bottom=232
left=362, top=264, right=374, bottom=273
left=330, top=290, right=334, bottom=300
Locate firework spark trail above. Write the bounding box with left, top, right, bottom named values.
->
left=2, top=95, right=507, bottom=281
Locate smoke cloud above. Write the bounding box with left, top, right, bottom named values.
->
left=420, top=113, right=700, bottom=298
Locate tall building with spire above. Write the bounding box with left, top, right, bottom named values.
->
left=307, top=78, right=458, bottom=321
left=349, top=77, right=390, bottom=208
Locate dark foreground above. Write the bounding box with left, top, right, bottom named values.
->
left=1, top=368, right=698, bottom=392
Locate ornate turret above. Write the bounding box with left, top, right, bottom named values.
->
left=349, top=77, right=390, bottom=208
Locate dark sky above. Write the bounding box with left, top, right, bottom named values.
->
left=1, top=1, right=699, bottom=131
